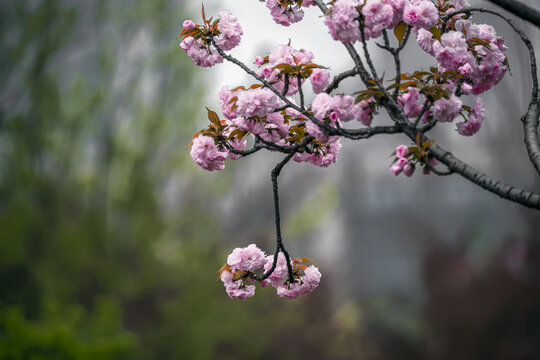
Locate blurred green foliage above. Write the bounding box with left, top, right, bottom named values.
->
left=0, top=1, right=344, bottom=359
left=0, top=0, right=271, bottom=358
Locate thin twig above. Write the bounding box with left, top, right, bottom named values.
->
left=324, top=68, right=358, bottom=94
left=297, top=75, right=305, bottom=110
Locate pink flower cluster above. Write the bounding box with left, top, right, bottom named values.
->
left=256, top=44, right=315, bottom=96
left=307, top=93, right=376, bottom=142
left=456, top=97, right=484, bottom=136
left=190, top=135, right=228, bottom=171
left=220, top=245, right=321, bottom=300
left=390, top=145, right=416, bottom=177
left=263, top=253, right=322, bottom=299
left=390, top=144, right=440, bottom=176
left=310, top=69, right=331, bottom=94
left=292, top=138, right=343, bottom=168
left=262, top=0, right=316, bottom=26
left=180, top=11, right=242, bottom=67
left=236, top=88, right=279, bottom=117
left=325, top=0, right=437, bottom=43
left=215, top=11, right=243, bottom=51
left=398, top=87, right=424, bottom=118
left=190, top=130, right=247, bottom=171
left=420, top=19, right=508, bottom=95
left=324, top=0, right=363, bottom=43
left=402, top=0, right=438, bottom=30
left=431, top=94, right=462, bottom=123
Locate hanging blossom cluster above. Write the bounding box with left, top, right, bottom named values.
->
left=261, top=0, right=317, bottom=26
left=177, top=0, right=527, bottom=299
left=219, top=244, right=321, bottom=300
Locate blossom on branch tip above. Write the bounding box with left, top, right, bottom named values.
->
left=266, top=0, right=305, bottom=26
left=362, top=0, right=395, bottom=37
left=324, top=0, right=362, bottom=43
left=352, top=99, right=377, bottom=126
left=236, top=88, right=278, bottom=117
left=183, top=20, right=195, bottom=30
left=220, top=271, right=256, bottom=300
left=190, top=135, right=227, bottom=171
left=402, top=0, right=438, bottom=30
left=220, top=247, right=321, bottom=300
left=310, top=69, right=330, bottom=94
left=403, top=162, right=415, bottom=177
left=215, top=11, right=243, bottom=51
left=276, top=265, right=321, bottom=299
left=431, top=94, right=462, bottom=123
left=227, top=244, right=267, bottom=272
left=396, top=145, right=409, bottom=158
left=179, top=10, right=242, bottom=67
left=456, top=97, right=484, bottom=136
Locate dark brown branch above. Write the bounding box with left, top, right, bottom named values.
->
left=297, top=75, right=305, bottom=110
left=248, top=152, right=296, bottom=283
left=254, top=134, right=315, bottom=154
left=282, top=73, right=290, bottom=96
left=271, top=153, right=296, bottom=282
left=413, top=100, right=431, bottom=128
left=402, top=128, right=540, bottom=209
left=485, top=0, right=540, bottom=27
left=425, top=161, right=454, bottom=176
left=325, top=68, right=359, bottom=94
left=359, top=21, right=379, bottom=81
left=220, top=140, right=266, bottom=156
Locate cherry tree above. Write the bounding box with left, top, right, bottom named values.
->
left=179, top=0, right=539, bottom=299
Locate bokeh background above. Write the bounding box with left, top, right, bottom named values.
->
left=1, top=0, right=539, bottom=359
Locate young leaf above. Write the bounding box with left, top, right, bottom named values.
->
left=217, top=264, right=231, bottom=280
left=394, top=22, right=408, bottom=46
left=206, top=107, right=221, bottom=127
left=429, top=26, right=441, bottom=41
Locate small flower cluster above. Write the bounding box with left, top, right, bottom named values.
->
left=190, top=43, right=349, bottom=171
left=180, top=10, right=242, bottom=67
left=418, top=13, right=508, bottom=95
left=390, top=143, right=439, bottom=176
left=255, top=44, right=320, bottom=96
left=394, top=68, right=485, bottom=135
left=325, top=0, right=437, bottom=43
left=456, top=96, right=484, bottom=136
left=260, top=0, right=316, bottom=26
left=219, top=244, right=321, bottom=300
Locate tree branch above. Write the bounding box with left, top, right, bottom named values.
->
left=325, top=68, right=359, bottom=94
left=402, top=128, right=540, bottom=209
left=271, top=153, right=296, bottom=283
left=485, top=0, right=540, bottom=27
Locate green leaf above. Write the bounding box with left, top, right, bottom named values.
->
left=394, top=22, right=408, bottom=46
left=429, top=26, right=441, bottom=41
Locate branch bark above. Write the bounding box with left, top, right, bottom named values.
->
left=485, top=0, right=540, bottom=27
